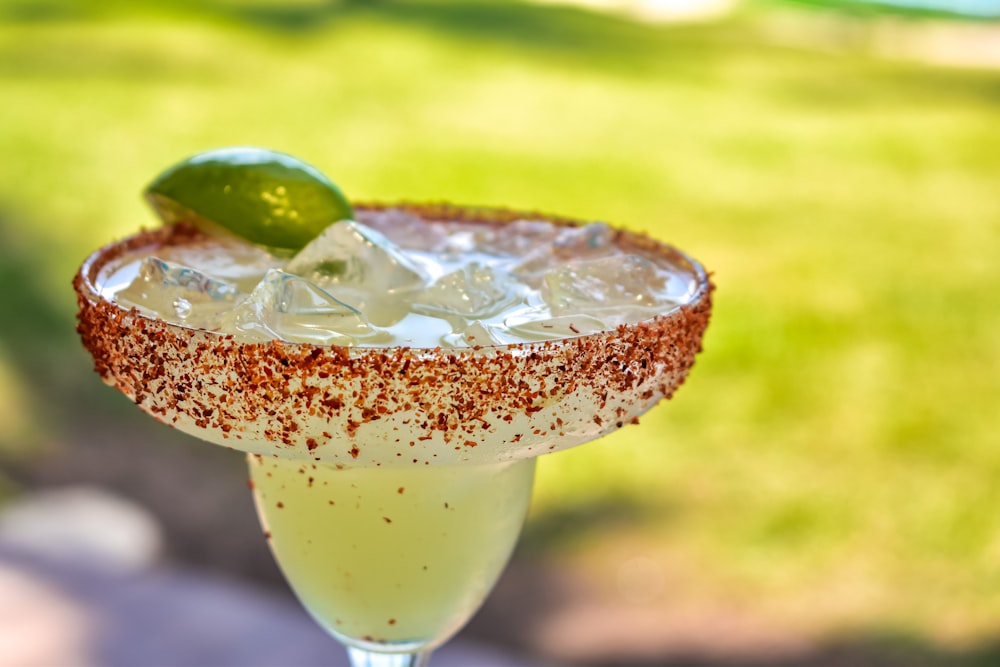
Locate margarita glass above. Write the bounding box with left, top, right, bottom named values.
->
left=75, top=203, right=713, bottom=667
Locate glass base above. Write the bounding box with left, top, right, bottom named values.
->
left=347, top=646, right=431, bottom=667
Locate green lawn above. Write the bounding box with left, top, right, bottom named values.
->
left=2, top=0, right=999, bottom=653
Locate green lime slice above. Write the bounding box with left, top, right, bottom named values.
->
left=144, top=146, right=354, bottom=252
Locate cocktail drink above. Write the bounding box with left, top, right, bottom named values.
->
left=74, top=149, right=713, bottom=666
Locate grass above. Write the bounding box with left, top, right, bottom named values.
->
left=1, top=0, right=999, bottom=652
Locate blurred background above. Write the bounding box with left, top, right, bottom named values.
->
left=1, top=0, right=999, bottom=665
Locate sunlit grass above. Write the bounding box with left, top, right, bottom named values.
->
left=1, top=0, right=999, bottom=647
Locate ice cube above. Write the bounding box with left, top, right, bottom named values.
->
left=355, top=208, right=449, bottom=251
left=554, top=222, right=615, bottom=253
left=158, top=239, right=282, bottom=292
left=116, top=257, right=239, bottom=328
left=443, top=219, right=562, bottom=256
left=412, top=262, right=518, bottom=319
left=542, top=254, right=679, bottom=323
left=511, top=223, right=616, bottom=278
left=462, top=320, right=505, bottom=346
left=438, top=320, right=506, bottom=348
left=502, top=305, right=608, bottom=341
left=286, top=221, right=427, bottom=294
left=224, top=269, right=383, bottom=346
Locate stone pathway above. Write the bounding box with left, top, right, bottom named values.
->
left=0, top=487, right=541, bottom=667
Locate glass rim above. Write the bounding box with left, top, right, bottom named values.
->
left=76, top=201, right=712, bottom=354
left=74, top=202, right=715, bottom=467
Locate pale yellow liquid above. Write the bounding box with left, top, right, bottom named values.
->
left=249, top=455, right=536, bottom=652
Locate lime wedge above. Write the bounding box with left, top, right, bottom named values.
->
left=144, top=147, right=353, bottom=252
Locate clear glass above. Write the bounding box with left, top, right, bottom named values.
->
left=346, top=647, right=431, bottom=667
left=249, top=455, right=535, bottom=660
left=74, top=204, right=713, bottom=667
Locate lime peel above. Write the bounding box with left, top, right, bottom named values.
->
left=144, top=146, right=354, bottom=252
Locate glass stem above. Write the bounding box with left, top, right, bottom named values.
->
left=346, top=647, right=431, bottom=667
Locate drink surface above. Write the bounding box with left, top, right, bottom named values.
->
left=250, top=456, right=535, bottom=652
left=95, top=208, right=703, bottom=349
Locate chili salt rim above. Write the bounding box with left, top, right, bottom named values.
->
left=74, top=203, right=714, bottom=467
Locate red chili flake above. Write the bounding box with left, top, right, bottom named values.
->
left=383, top=517, right=392, bottom=524
left=397, top=487, right=405, bottom=494
left=463, top=440, right=477, bottom=448
left=247, top=480, right=255, bottom=490
left=276, top=502, right=284, bottom=509
left=306, top=438, right=318, bottom=451
left=349, top=445, right=360, bottom=459
left=388, top=618, right=397, bottom=625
